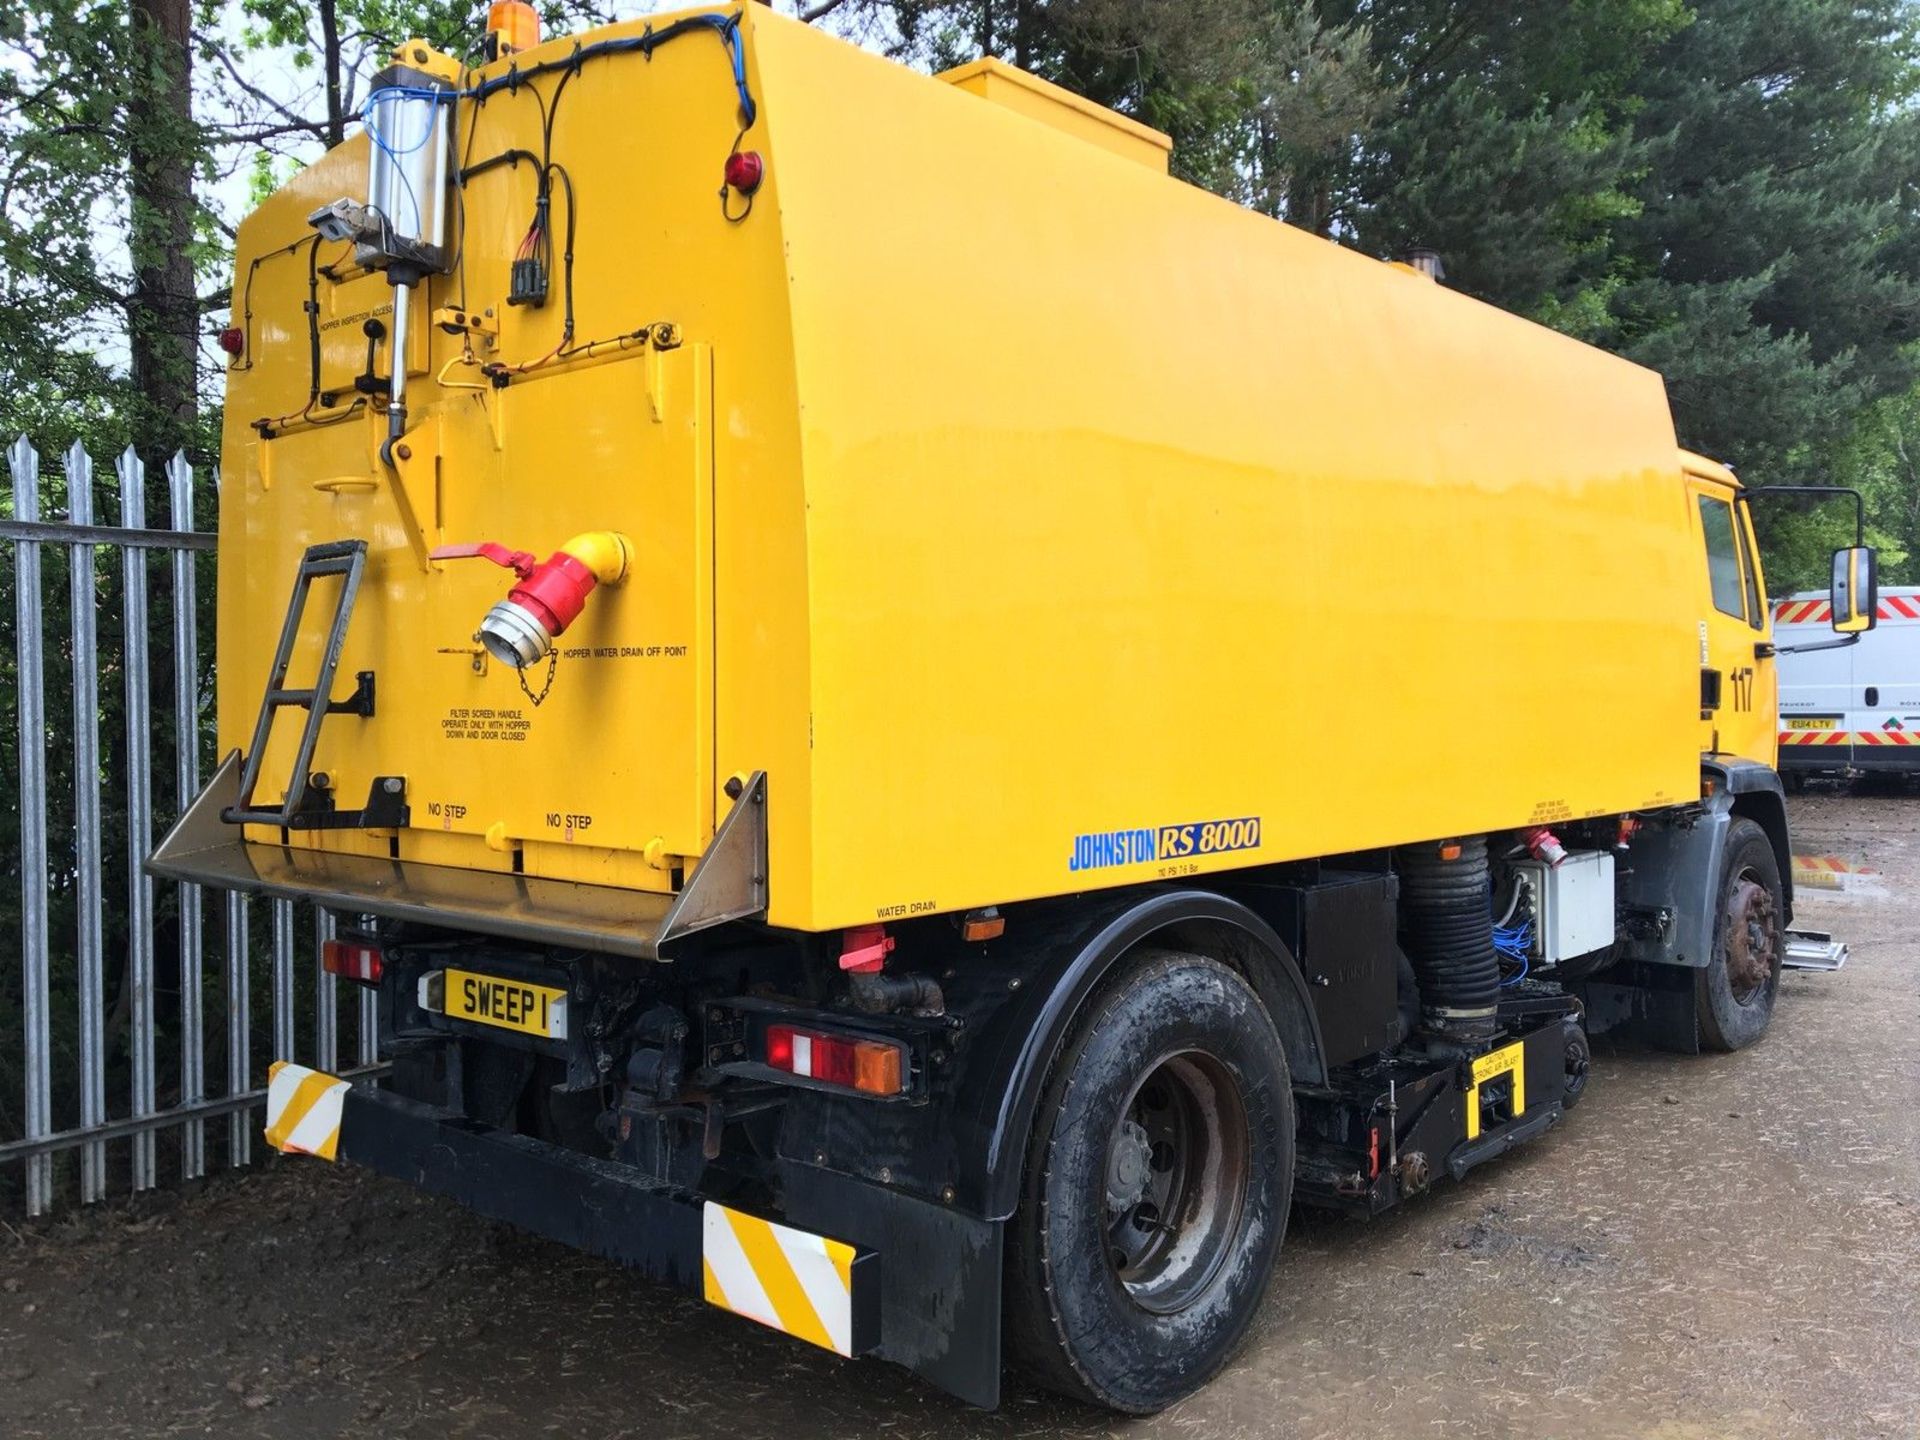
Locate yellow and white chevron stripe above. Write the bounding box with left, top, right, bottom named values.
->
left=702, top=1202, right=858, bottom=1356
left=262, top=1061, right=349, bottom=1161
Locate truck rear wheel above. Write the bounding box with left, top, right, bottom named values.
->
left=1696, top=817, right=1785, bottom=1052
left=1004, top=949, right=1293, bottom=1412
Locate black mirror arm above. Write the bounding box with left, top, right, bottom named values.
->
left=1768, top=635, right=1862, bottom=656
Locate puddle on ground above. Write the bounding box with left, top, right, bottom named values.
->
left=1791, top=853, right=1887, bottom=897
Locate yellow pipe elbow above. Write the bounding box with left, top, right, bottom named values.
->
left=560, top=530, right=632, bottom=585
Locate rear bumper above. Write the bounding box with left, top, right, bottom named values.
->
left=338, top=1084, right=707, bottom=1285
left=280, top=1069, right=1001, bottom=1405
left=334, top=1082, right=890, bottom=1361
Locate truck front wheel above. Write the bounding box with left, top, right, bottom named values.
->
left=1696, top=817, right=1786, bottom=1052
left=1004, top=948, right=1293, bottom=1412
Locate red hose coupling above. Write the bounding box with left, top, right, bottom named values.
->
left=1521, top=826, right=1568, bottom=867
left=430, top=532, right=631, bottom=668
left=507, top=550, right=602, bottom=637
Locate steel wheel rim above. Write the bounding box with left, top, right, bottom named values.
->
left=1725, top=871, right=1779, bottom=1005
left=1102, top=1050, right=1251, bottom=1315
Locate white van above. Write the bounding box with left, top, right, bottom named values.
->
left=1775, top=588, right=1920, bottom=775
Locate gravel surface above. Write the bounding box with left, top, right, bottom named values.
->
left=2, top=791, right=1916, bottom=1439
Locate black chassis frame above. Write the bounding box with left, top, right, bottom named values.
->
left=1294, top=990, right=1585, bottom=1213
left=340, top=800, right=1744, bottom=1409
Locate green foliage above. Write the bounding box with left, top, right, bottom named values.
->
left=1610, top=0, right=1920, bottom=490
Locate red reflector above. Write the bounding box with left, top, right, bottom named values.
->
left=763, top=1023, right=904, bottom=1096
left=815, top=1039, right=858, bottom=1088
left=766, top=1024, right=794, bottom=1071
left=723, top=150, right=764, bottom=194
left=322, top=937, right=383, bottom=985
left=217, top=325, right=244, bottom=358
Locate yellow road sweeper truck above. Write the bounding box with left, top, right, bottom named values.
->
left=153, top=1, right=1876, bottom=1411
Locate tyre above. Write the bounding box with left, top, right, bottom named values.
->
left=1695, top=817, right=1785, bottom=1052
left=1004, top=948, right=1293, bottom=1412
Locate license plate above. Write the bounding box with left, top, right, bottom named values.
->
left=1786, top=716, right=1838, bottom=730
left=443, top=968, right=568, bottom=1040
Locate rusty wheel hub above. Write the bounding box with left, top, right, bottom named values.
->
left=1725, top=875, right=1779, bottom=1003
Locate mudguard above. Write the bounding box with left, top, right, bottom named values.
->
left=1618, top=758, right=1793, bottom=970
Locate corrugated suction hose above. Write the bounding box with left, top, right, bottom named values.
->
left=1396, top=836, right=1501, bottom=1042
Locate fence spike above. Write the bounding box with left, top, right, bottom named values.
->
left=167, top=451, right=205, bottom=1180
left=10, top=437, right=52, bottom=1216
left=65, top=443, right=108, bottom=1202
left=117, top=447, right=157, bottom=1192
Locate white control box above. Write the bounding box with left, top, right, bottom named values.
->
left=1514, top=850, right=1615, bottom=965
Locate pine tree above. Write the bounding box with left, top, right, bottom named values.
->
left=1611, top=0, right=1920, bottom=483
left=1329, top=0, right=1688, bottom=319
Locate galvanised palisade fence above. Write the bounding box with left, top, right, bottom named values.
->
left=0, top=437, right=378, bottom=1216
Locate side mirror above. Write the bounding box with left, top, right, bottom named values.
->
left=1831, top=546, right=1878, bottom=634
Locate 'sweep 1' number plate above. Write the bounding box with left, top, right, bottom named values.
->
left=444, top=968, right=568, bottom=1040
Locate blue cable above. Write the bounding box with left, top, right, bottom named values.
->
left=365, top=86, right=449, bottom=155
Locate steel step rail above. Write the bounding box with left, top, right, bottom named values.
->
left=223, top=540, right=369, bottom=828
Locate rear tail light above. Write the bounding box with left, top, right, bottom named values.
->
left=764, top=1024, right=905, bottom=1096
left=322, top=937, right=384, bottom=986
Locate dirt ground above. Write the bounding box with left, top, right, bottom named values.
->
left=3, top=791, right=1917, bottom=1440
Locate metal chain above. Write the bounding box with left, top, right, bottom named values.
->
left=516, top=649, right=558, bottom=707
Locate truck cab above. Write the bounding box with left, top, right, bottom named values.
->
left=1684, top=453, right=1778, bottom=764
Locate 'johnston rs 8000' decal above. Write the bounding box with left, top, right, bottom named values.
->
left=1068, top=817, right=1261, bottom=874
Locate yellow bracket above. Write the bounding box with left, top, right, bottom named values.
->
left=386, top=413, right=444, bottom=572
left=644, top=323, right=683, bottom=423
left=1464, top=1040, right=1526, bottom=1141
left=433, top=305, right=499, bottom=351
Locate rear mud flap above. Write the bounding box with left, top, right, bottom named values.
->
left=779, top=1160, right=1005, bottom=1408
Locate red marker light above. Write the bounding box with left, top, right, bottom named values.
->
left=765, top=1025, right=794, bottom=1071
left=723, top=150, right=764, bottom=195
left=321, top=937, right=384, bottom=986
left=217, top=325, right=245, bottom=358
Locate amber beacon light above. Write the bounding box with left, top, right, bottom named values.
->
left=485, top=0, right=540, bottom=59
left=430, top=531, right=632, bottom=667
